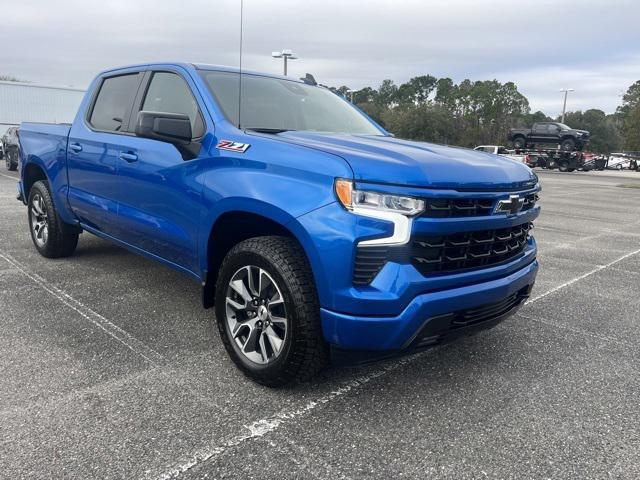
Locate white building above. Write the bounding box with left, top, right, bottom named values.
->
left=0, top=81, right=86, bottom=135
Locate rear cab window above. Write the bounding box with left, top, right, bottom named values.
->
left=88, top=73, right=141, bottom=132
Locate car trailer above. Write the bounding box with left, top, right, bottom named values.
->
left=518, top=149, right=585, bottom=172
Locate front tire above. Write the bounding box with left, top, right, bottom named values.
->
left=561, top=138, right=575, bottom=151
left=214, top=236, right=328, bottom=386
left=28, top=180, right=79, bottom=258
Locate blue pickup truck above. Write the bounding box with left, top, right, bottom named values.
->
left=18, top=62, right=540, bottom=386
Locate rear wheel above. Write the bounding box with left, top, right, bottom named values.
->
left=214, top=236, right=328, bottom=386
left=558, top=160, right=570, bottom=172
left=28, top=180, right=79, bottom=258
left=616, top=164, right=623, bottom=170
left=512, top=136, right=526, bottom=150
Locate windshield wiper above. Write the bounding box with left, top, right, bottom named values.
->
left=245, top=127, right=293, bottom=134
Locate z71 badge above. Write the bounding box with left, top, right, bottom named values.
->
left=217, top=140, right=250, bottom=153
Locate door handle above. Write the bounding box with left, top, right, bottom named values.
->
left=69, top=143, right=82, bottom=153
left=119, top=152, right=138, bottom=162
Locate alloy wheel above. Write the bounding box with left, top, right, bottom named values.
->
left=225, top=265, right=288, bottom=364
left=30, top=193, right=49, bottom=247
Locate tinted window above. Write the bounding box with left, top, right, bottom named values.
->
left=200, top=71, right=381, bottom=135
left=89, top=74, right=140, bottom=132
left=533, top=124, right=547, bottom=133
left=142, top=72, right=204, bottom=137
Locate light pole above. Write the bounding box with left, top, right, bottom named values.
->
left=560, top=88, right=574, bottom=124
left=271, top=49, right=297, bottom=76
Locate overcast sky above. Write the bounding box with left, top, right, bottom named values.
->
left=2, top=0, right=638, bottom=117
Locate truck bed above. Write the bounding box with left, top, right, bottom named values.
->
left=18, top=122, right=72, bottom=202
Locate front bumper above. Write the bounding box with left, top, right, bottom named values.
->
left=321, top=258, right=538, bottom=351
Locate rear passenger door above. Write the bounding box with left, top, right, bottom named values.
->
left=531, top=123, right=548, bottom=143
left=110, top=69, right=208, bottom=274
left=67, top=72, right=143, bottom=235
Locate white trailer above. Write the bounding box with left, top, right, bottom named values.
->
left=0, top=81, right=85, bottom=135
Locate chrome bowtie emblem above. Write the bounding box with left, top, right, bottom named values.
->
left=494, top=195, right=524, bottom=215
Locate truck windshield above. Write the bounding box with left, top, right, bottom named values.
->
left=557, top=123, right=571, bottom=130
left=199, top=70, right=382, bottom=135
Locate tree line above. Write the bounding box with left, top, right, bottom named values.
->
left=331, top=77, right=639, bottom=154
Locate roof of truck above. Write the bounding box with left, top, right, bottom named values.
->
left=98, top=62, right=302, bottom=84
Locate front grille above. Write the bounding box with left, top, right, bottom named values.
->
left=411, top=286, right=530, bottom=348
left=411, top=222, right=532, bottom=275
left=421, top=193, right=538, bottom=218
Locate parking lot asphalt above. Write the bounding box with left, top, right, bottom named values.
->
left=1, top=168, right=639, bottom=479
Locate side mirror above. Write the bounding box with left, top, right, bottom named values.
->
left=135, top=111, right=192, bottom=144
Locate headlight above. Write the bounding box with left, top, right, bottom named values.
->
left=334, top=179, right=424, bottom=216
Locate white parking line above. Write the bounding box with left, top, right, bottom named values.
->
left=0, top=172, right=18, bottom=180
left=527, top=247, right=640, bottom=304
left=0, top=251, right=166, bottom=366
left=153, top=245, right=640, bottom=479
left=152, top=352, right=425, bottom=479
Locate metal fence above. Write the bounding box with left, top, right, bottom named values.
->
left=0, top=81, right=86, bottom=135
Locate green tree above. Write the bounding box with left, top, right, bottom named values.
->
left=560, top=109, right=622, bottom=153
left=617, top=81, right=640, bottom=150
left=622, top=104, right=640, bottom=150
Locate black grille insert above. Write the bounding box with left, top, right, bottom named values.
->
left=412, top=222, right=532, bottom=275
left=422, top=193, right=538, bottom=218
left=353, top=246, right=389, bottom=285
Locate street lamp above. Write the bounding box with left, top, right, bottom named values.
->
left=271, top=49, right=297, bottom=76
left=560, top=88, right=574, bottom=124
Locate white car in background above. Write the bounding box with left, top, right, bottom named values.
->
left=607, top=153, right=632, bottom=170
left=474, top=145, right=528, bottom=164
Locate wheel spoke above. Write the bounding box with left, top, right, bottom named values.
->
left=264, top=325, right=283, bottom=353
left=230, top=278, right=253, bottom=303
left=258, top=333, right=269, bottom=362
left=226, top=297, right=246, bottom=311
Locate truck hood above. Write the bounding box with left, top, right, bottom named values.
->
left=276, top=132, right=537, bottom=190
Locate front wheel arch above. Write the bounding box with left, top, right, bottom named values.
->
left=202, top=210, right=315, bottom=309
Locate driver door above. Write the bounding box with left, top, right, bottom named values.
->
left=110, top=69, right=208, bottom=274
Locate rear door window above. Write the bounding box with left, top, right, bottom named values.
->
left=89, top=74, right=141, bottom=132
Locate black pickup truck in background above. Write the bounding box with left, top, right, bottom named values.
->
left=508, top=122, right=590, bottom=151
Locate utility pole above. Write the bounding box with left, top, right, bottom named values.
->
left=271, top=49, right=297, bottom=76
left=560, top=88, right=574, bottom=123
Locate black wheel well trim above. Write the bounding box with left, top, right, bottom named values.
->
left=23, top=163, right=48, bottom=200
left=202, top=210, right=309, bottom=309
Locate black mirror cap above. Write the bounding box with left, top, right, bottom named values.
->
left=135, top=111, right=192, bottom=144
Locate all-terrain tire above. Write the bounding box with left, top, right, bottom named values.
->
left=28, top=180, right=79, bottom=258
left=214, top=236, right=328, bottom=387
